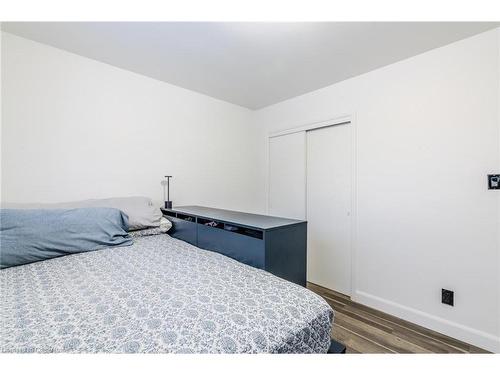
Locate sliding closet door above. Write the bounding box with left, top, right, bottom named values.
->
left=268, top=133, right=306, bottom=220
left=307, top=124, right=352, bottom=295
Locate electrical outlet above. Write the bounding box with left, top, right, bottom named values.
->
left=442, top=289, right=454, bottom=306
left=488, top=174, right=500, bottom=189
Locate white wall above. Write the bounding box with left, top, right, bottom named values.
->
left=255, top=29, right=500, bottom=352
left=0, top=29, right=3, bottom=205
left=1, top=32, right=263, bottom=213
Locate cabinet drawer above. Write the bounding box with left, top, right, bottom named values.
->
left=168, top=216, right=197, bottom=246
left=197, top=225, right=265, bottom=269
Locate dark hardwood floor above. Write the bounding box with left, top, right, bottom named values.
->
left=307, top=282, right=489, bottom=354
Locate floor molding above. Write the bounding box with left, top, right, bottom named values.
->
left=353, top=290, right=500, bottom=353
left=308, top=282, right=491, bottom=353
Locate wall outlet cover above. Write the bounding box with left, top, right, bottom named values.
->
left=488, top=174, right=500, bottom=189
left=442, top=289, right=454, bottom=306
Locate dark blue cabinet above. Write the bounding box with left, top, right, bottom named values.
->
left=197, top=225, right=265, bottom=268
left=166, top=216, right=198, bottom=245
left=161, top=206, right=307, bottom=286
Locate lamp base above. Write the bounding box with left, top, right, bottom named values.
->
left=164, top=201, right=173, bottom=209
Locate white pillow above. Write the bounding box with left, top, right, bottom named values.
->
left=129, top=217, right=173, bottom=238
left=2, top=196, right=162, bottom=231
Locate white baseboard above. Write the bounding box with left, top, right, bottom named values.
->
left=352, top=290, right=500, bottom=353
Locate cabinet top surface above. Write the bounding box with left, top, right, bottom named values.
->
left=165, top=205, right=306, bottom=230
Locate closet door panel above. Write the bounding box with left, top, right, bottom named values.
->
left=268, top=133, right=306, bottom=220
left=307, top=124, right=352, bottom=295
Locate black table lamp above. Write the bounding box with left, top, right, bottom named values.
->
left=163, top=175, right=173, bottom=209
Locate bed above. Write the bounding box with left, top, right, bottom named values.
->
left=0, top=232, right=334, bottom=353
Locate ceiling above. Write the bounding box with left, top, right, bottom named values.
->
left=2, top=22, right=498, bottom=109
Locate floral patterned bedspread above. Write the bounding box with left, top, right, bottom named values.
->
left=0, top=234, right=333, bottom=353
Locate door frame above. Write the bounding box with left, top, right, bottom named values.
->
left=267, top=114, right=357, bottom=296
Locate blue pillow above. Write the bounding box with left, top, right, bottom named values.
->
left=0, top=207, right=133, bottom=269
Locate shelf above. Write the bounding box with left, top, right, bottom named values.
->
left=177, top=213, right=196, bottom=222
left=223, top=223, right=263, bottom=239
left=197, top=217, right=225, bottom=229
